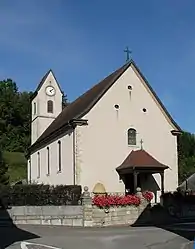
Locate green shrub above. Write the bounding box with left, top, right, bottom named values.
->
left=0, top=184, right=82, bottom=207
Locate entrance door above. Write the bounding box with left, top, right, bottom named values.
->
left=124, top=173, right=141, bottom=194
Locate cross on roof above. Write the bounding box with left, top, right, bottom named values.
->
left=140, top=139, right=144, bottom=150
left=124, top=46, right=132, bottom=62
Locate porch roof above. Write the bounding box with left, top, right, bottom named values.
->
left=116, top=149, right=169, bottom=173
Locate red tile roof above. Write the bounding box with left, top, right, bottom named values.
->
left=116, top=149, right=169, bottom=172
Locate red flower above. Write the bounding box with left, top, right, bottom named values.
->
left=93, top=191, right=153, bottom=208
left=93, top=194, right=140, bottom=208
left=142, top=191, right=153, bottom=201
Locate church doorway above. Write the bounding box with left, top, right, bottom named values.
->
left=124, top=173, right=141, bottom=194
left=116, top=149, right=169, bottom=197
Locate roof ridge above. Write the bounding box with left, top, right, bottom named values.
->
left=29, top=60, right=181, bottom=153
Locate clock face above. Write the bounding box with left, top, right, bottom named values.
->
left=46, top=86, right=56, bottom=96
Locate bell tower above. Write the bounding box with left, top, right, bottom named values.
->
left=31, top=70, right=63, bottom=145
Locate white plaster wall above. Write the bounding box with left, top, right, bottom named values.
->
left=31, top=71, right=62, bottom=144
left=30, top=132, right=74, bottom=185
left=31, top=116, right=56, bottom=145
left=77, top=65, right=178, bottom=194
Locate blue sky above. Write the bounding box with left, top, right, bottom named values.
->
left=0, top=1, right=195, bottom=132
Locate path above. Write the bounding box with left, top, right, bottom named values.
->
left=2, top=224, right=194, bottom=249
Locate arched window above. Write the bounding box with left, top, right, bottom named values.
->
left=37, top=152, right=40, bottom=178
left=58, top=141, right=62, bottom=172
left=47, top=147, right=50, bottom=175
left=34, top=102, right=36, bottom=115
left=128, top=128, right=136, bottom=145
left=47, top=100, right=53, bottom=113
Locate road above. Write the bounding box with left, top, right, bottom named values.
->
left=1, top=224, right=193, bottom=249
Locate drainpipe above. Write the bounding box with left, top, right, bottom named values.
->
left=68, top=121, right=76, bottom=185
left=73, top=128, right=76, bottom=185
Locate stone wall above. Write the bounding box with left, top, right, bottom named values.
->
left=92, top=204, right=147, bottom=227
left=6, top=206, right=83, bottom=226
left=0, top=187, right=149, bottom=227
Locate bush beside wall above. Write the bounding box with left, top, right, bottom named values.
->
left=0, top=184, right=82, bottom=207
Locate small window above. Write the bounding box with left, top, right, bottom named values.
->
left=47, top=100, right=53, bottom=113
left=114, top=104, right=119, bottom=109
left=58, top=141, right=62, bottom=172
left=128, top=128, right=136, bottom=145
left=37, top=152, right=40, bottom=178
left=127, top=85, right=132, bottom=90
left=34, top=102, right=36, bottom=115
left=47, top=147, right=50, bottom=175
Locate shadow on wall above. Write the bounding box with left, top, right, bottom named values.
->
left=132, top=203, right=195, bottom=241
left=0, top=201, right=39, bottom=249
left=140, top=174, right=160, bottom=203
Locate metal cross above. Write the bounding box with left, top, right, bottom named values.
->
left=140, top=139, right=144, bottom=150
left=124, top=46, right=132, bottom=62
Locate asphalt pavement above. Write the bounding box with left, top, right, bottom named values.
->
left=1, top=224, right=194, bottom=249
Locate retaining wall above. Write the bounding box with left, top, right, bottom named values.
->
left=92, top=204, right=146, bottom=226
left=4, top=206, right=83, bottom=226
left=0, top=188, right=149, bottom=227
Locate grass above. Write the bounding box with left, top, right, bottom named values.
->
left=3, top=151, right=27, bottom=183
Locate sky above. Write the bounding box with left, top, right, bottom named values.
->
left=0, top=0, right=195, bottom=132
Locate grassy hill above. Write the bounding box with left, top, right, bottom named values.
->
left=3, top=151, right=27, bottom=183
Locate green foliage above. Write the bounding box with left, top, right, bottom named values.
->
left=3, top=151, right=27, bottom=183
left=0, top=78, right=68, bottom=183
left=0, top=79, right=68, bottom=153
left=178, top=131, right=195, bottom=184
left=0, top=79, right=32, bottom=183
left=0, top=184, right=81, bottom=207
left=62, top=91, right=69, bottom=109
left=0, top=79, right=33, bottom=153
left=0, top=150, right=9, bottom=185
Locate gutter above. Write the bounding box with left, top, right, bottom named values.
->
left=171, top=130, right=183, bottom=136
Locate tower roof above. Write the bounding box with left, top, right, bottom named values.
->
left=30, top=69, right=63, bottom=101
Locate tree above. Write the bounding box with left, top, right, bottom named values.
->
left=62, top=91, right=69, bottom=109
left=0, top=78, right=69, bottom=183
left=0, top=149, right=9, bottom=185
left=0, top=80, right=32, bottom=152
left=178, top=131, right=195, bottom=184
left=0, top=79, right=69, bottom=152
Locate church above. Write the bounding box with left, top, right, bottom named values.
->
left=28, top=59, right=182, bottom=202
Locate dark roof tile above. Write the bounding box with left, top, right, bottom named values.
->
left=30, top=60, right=181, bottom=153
left=116, top=149, right=169, bottom=171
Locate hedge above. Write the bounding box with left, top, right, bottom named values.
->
left=162, top=191, right=195, bottom=205
left=0, top=184, right=82, bottom=207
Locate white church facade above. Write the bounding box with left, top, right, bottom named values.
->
left=28, top=60, right=182, bottom=201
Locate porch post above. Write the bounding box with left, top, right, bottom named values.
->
left=160, top=171, right=164, bottom=194
left=133, top=171, right=138, bottom=193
